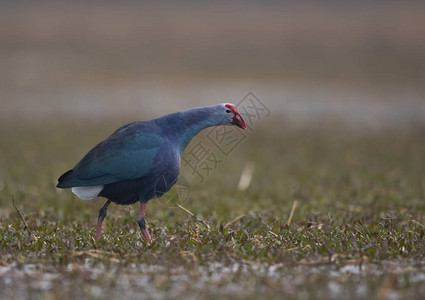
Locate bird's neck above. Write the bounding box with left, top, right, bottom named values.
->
left=178, top=117, right=217, bottom=153
left=157, top=106, right=221, bottom=153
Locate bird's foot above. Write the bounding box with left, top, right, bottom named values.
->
left=94, top=227, right=102, bottom=242
left=137, top=217, right=152, bottom=243
left=95, top=199, right=111, bottom=242
left=141, top=229, right=152, bottom=243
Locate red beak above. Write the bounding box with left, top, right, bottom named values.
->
left=232, top=113, right=247, bottom=130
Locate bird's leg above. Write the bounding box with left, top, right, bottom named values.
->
left=95, top=199, right=111, bottom=242
left=137, top=202, right=152, bottom=243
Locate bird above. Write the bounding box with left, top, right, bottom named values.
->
left=56, top=103, right=246, bottom=243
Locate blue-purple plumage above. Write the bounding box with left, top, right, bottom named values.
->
left=56, top=103, right=247, bottom=242
left=57, top=104, right=246, bottom=205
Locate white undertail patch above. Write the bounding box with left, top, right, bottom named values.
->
left=72, top=186, right=104, bottom=200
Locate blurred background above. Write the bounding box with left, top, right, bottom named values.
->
left=1, top=0, right=424, bottom=128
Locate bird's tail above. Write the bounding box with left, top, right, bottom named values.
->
left=56, top=169, right=73, bottom=188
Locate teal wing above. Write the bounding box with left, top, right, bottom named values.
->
left=58, top=125, right=163, bottom=187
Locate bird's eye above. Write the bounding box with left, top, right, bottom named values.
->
left=226, top=109, right=231, bottom=113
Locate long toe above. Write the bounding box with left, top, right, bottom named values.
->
left=141, top=228, right=152, bottom=243
left=95, top=229, right=102, bottom=242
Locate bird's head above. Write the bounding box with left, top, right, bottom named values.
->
left=218, top=103, right=247, bottom=130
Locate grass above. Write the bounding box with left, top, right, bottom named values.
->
left=1, top=119, right=425, bottom=299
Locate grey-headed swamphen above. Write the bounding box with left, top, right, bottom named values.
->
left=57, top=103, right=246, bottom=243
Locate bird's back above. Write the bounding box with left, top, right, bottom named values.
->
left=57, top=121, right=163, bottom=188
